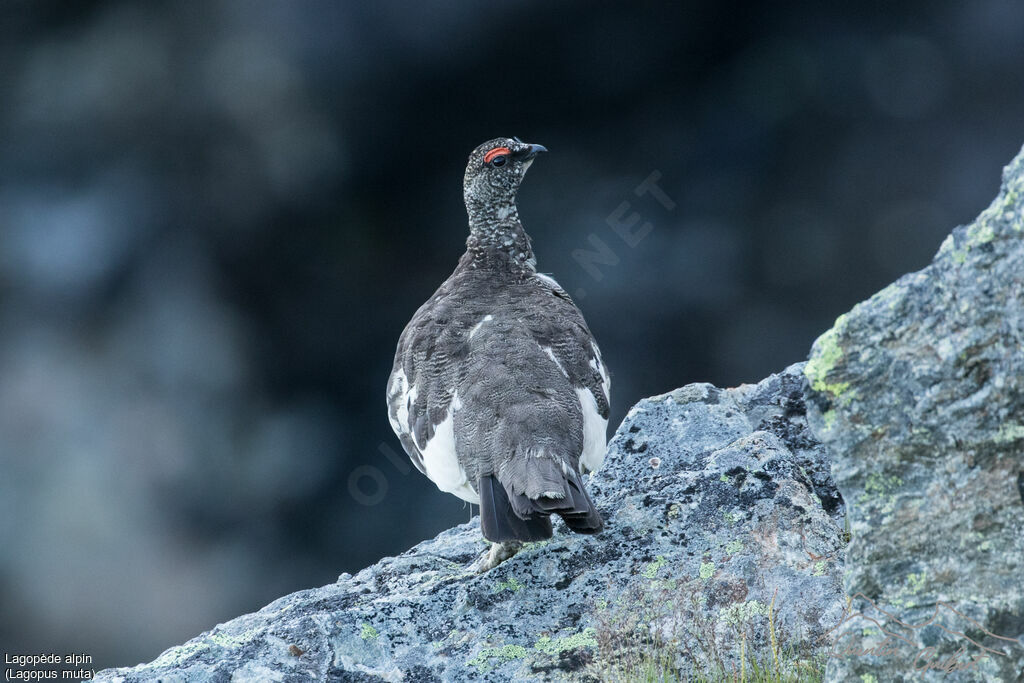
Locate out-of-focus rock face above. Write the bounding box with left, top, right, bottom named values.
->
left=806, top=145, right=1024, bottom=681
left=94, top=365, right=846, bottom=682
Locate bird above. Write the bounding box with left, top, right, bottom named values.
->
left=386, top=137, right=610, bottom=571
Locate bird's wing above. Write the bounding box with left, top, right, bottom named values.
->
left=387, top=281, right=476, bottom=500
left=529, top=273, right=610, bottom=473
left=532, top=274, right=610, bottom=407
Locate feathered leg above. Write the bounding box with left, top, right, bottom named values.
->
left=469, top=540, right=522, bottom=573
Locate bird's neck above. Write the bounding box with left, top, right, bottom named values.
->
left=466, top=194, right=520, bottom=229
left=465, top=200, right=536, bottom=272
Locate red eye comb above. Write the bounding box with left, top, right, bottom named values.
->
left=484, top=147, right=511, bottom=164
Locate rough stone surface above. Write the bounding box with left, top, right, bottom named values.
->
left=806, top=146, right=1024, bottom=681
left=93, top=145, right=1024, bottom=683
left=95, top=365, right=846, bottom=682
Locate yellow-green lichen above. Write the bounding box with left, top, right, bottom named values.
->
left=1007, top=187, right=1020, bottom=213
left=146, top=629, right=258, bottom=668
left=651, top=577, right=679, bottom=592
left=699, top=561, right=715, bottom=580
left=667, top=503, right=681, bottom=518
left=146, top=641, right=207, bottom=669
left=995, top=424, right=1024, bottom=443
left=467, top=644, right=528, bottom=671
left=967, top=220, right=996, bottom=246
left=519, top=539, right=551, bottom=553
left=858, top=472, right=903, bottom=515
left=642, top=555, right=667, bottom=579
left=209, top=631, right=254, bottom=648
left=534, top=628, right=597, bottom=655
left=719, top=473, right=731, bottom=483
left=718, top=600, right=766, bottom=626
left=906, top=572, right=926, bottom=594
left=725, top=539, right=743, bottom=554
left=822, top=409, right=837, bottom=431
left=360, top=624, right=379, bottom=641
left=813, top=561, right=827, bottom=576
left=723, top=510, right=738, bottom=525
left=494, top=576, right=524, bottom=593
left=863, top=473, right=903, bottom=495
left=861, top=673, right=878, bottom=683
left=947, top=180, right=1022, bottom=262
left=805, top=314, right=852, bottom=401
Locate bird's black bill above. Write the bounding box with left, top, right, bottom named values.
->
left=512, top=143, right=548, bottom=161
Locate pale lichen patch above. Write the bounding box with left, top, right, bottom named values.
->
left=805, top=314, right=853, bottom=401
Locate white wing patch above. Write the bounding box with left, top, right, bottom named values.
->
left=420, top=392, right=479, bottom=504
left=540, top=345, right=570, bottom=379
left=535, top=273, right=563, bottom=290
left=387, top=368, right=411, bottom=438
left=590, top=340, right=611, bottom=404
left=576, top=387, right=608, bottom=474
left=388, top=369, right=475, bottom=501
left=469, top=314, right=493, bottom=339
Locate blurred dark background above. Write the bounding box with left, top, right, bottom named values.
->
left=1, top=0, right=1021, bottom=670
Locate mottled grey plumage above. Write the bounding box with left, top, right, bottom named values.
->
left=387, top=137, right=609, bottom=565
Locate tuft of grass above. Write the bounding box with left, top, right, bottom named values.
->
left=588, top=580, right=825, bottom=682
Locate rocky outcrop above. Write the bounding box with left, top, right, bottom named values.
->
left=96, top=365, right=846, bottom=682
left=805, top=147, right=1024, bottom=681
left=97, top=146, right=1024, bottom=683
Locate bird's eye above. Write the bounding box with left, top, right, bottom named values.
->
left=483, top=146, right=511, bottom=167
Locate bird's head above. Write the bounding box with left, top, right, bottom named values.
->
left=463, top=137, right=547, bottom=219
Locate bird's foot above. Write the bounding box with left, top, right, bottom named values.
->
left=470, top=541, right=522, bottom=573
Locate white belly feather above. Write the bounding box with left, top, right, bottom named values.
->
left=420, top=393, right=479, bottom=504
left=576, top=386, right=608, bottom=474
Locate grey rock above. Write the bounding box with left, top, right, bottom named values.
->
left=95, top=364, right=846, bottom=681
left=805, top=145, right=1024, bottom=681
left=92, top=144, right=1024, bottom=683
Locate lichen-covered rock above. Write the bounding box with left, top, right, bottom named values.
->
left=95, top=365, right=845, bottom=682
left=805, top=145, right=1024, bottom=682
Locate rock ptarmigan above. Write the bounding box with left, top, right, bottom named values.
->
left=387, top=137, right=610, bottom=571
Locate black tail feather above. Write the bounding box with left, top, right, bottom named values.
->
left=479, top=468, right=603, bottom=542
left=478, top=475, right=553, bottom=542
left=558, top=475, right=604, bottom=534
